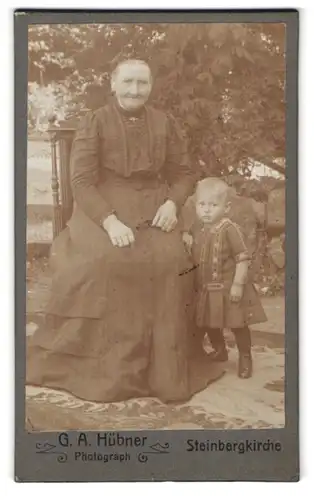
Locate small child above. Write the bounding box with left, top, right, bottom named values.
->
left=183, top=177, right=267, bottom=378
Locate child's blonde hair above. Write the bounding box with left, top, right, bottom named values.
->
left=195, top=177, right=234, bottom=202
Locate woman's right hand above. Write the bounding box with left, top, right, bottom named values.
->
left=102, top=214, right=135, bottom=247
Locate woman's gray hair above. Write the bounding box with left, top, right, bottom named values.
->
left=111, top=59, right=152, bottom=80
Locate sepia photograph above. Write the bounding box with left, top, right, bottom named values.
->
left=25, top=21, right=286, bottom=432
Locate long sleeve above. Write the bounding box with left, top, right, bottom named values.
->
left=70, top=111, right=114, bottom=225
left=165, top=114, right=196, bottom=210
left=226, top=222, right=250, bottom=262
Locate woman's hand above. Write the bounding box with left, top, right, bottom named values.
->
left=102, top=214, right=135, bottom=247
left=152, top=200, right=177, bottom=232
left=229, top=283, right=244, bottom=303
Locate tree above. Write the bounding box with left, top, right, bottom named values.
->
left=28, top=22, right=286, bottom=177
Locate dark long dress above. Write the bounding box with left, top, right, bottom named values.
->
left=27, top=101, right=224, bottom=403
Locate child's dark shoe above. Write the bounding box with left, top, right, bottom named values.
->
left=207, top=348, right=228, bottom=362
left=238, top=353, right=253, bottom=378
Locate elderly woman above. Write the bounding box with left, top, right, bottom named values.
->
left=27, top=59, right=224, bottom=403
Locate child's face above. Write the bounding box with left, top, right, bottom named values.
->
left=196, top=189, right=228, bottom=224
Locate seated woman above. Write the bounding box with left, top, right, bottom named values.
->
left=27, top=59, right=224, bottom=403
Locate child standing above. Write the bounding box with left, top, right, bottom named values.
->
left=183, top=178, right=267, bottom=379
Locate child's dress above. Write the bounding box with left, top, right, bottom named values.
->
left=191, top=217, right=267, bottom=329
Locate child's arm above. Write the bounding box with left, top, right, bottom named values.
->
left=182, top=231, right=193, bottom=255
left=233, top=256, right=250, bottom=285
left=226, top=222, right=251, bottom=303
left=230, top=260, right=249, bottom=302
left=181, top=199, right=196, bottom=255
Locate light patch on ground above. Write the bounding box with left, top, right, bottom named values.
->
left=26, top=346, right=284, bottom=431
left=188, top=347, right=284, bottom=428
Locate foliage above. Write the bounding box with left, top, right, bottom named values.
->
left=225, top=173, right=285, bottom=202
left=28, top=23, right=286, bottom=177
left=28, top=82, right=73, bottom=131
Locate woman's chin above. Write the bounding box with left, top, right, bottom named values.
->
left=121, top=99, right=145, bottom=110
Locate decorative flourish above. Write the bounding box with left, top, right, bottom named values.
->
left=57, top=453, right=68, bottom=463
left=149, top=442, right=170, bottom=453
left=35, top=441, right=68, bottom=463
left=137, top=441, right=170, bottom=463
left=36, top=442, right=55, bottom=452
left=137, top=452, right=148, bottom=463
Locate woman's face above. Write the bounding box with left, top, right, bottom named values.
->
left=112, top=61, right=152, bottom=111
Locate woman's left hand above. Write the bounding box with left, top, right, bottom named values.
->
left=152, top=200, right=177, bottom=232
left=230, top=283, right=244, bottom=303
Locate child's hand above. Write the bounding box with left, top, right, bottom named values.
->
left=230, top=283, right=244, bottom=302
left=182, top=232, right=193, bottom=255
